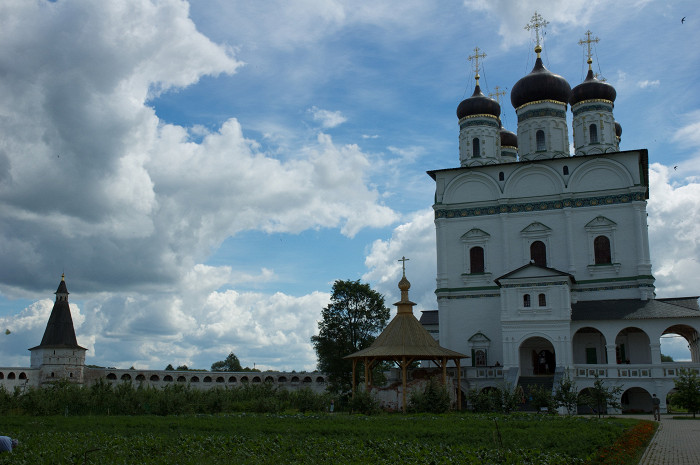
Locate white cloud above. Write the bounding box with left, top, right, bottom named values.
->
left=672, top=111, right=700, bottom=149
left=646, top=164, right=700, bottom=297
left=362, top=134, right=380, bottom=139
left=638, top=79, right=660, bottom=89
left=463, top=0, right=611, bottom=48
left=79, top=282, right=330, bottom=371
left=363, top=209, right=437, bottom=310
left=0, top=0, right=397, bottom=297
left=308, top=106, right=348, bottom=128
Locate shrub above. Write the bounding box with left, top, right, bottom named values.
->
left=348, top=389, right=380, bottom=415
left=408, top=377, right=451, bottom=413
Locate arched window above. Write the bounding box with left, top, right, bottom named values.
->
left=563, top=165, right=569, bottom=175
left=523, top=294, right=531, bottom=308
left=538, top=293, right=547, bottom=307
left=472, top=138, right=480, bottom=158
left=475, top=349, right=487, bottom=366
left=594, top=235, right=612, bottom=264
left=536, top=130, right=546, bottom=151
left=150, top=374, right=160, bottom=381
left=470, top=246, right=485, bottom=273
left=530, top=241, right=547, bottom=267
left=589, top=124, right=598, bottom=143
left=499, top=171, right=504, bottom=181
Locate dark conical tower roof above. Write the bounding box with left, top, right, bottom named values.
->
left=30, top=275, right=85, bottom=350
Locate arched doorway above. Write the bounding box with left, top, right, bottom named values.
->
left=519, top=336, right=555, bottom=376
left=573, top=327, right=607, bottom=364
left=621, top=387, right=652, bottom=414
left=660, top=324, right=698, bottom=362
left=615, top=327, right=651, bottom=364
left=577, top=387, right=600, bottom=415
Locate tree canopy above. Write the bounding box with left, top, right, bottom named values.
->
left=671, top=368, right=700, bottom=417
left=211, top=352, right=243, bottom=372
left=311, top=279, right=390, bottom=394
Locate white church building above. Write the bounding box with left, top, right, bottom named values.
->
left=423, top=17, right=700, bottom=413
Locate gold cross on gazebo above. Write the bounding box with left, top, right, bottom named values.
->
left=398, top=256, right=409, bottom=277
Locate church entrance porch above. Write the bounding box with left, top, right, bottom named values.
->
left=519, top=336, right=555, bottom=376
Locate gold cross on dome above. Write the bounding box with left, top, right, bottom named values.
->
left=578, top=30, right=600, bottom=70
left=468, top=47, right=487, bottom=83
left=489, top=86, right=507, bottom=104
left=398, top=256, right=410, bottom=276
left=525, top=11, right=549, bottom=48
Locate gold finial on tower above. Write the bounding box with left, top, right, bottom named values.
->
left=489, top=86, right=507, bottom=104
left=468, top=46, right=487, bottom=86
left=61, top=273, right=65, bottom=281
left=525, top=11, right=548, bottom=57
left=578, top=30, right=600, bottom=71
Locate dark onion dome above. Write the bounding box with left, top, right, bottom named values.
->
left=511, top=53, right=571, bottom=109
left=570, top=69, right=616, bottom=106
left=615, top=121, right=622, bottom=138
left=457, top=84, right=501, bottom=120
left=500, top=127, right=518, bottom=147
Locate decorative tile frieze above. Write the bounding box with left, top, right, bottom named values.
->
left=499, top=281, right=570, bottom=288
left=459, top=118, right=500, bottom=129
left=434, top=192, right=645, bottom=220
left=437, top=293, right=500, bottom=300
left=572, top=101, right=613, bottom=116
left=517, top=107, right=567, bottom=122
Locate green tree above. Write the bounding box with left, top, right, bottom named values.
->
left=176, top=365, right=189, bottom=371
left=165, top=364, right=174, bottom=371
left=553, top=372, right=579, bottom=415
left=211, top=352, right=243, bottom=372
left=671, top=368, right=700, bottom=418
left=580, top=375, right=622, bottom=418
left=311, top=279, right=390, bottom=394
left=529, top=384, right=556, bottom=412
left=661, top=354, right=674, bottom=362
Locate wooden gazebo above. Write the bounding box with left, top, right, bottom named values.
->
left=345, top=262, right=468, bottom=412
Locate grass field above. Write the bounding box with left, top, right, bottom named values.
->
left=0, top=413, right=651, bottom=464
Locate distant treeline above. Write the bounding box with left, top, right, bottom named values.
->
left=0, top=379, right=333, bottom=416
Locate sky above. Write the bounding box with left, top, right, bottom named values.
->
left=1, top=0, right=699, bottom=370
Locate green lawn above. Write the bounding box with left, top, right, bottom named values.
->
left=0, top=413, right=645, bottom=464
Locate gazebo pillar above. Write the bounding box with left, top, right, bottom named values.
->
left=401, top=356, right=407, bottom=413
left=351, top=359, right=357, bottom=399
left=364, top=358, right=369, bottom=391
left=456, top=358, right=462, bottom=410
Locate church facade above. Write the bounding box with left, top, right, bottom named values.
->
left=425, top=19, right=700, bottom=413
